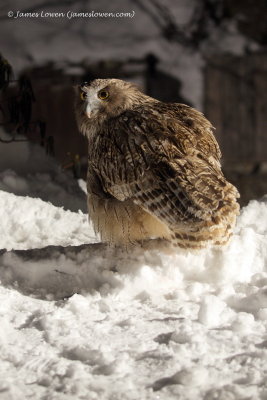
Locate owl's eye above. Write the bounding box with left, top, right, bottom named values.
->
left=80, top=91, right=87, bottom=101
left=98, top=90, right=109, bottom=100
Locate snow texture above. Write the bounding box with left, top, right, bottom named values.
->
left=0, top=139, right=267, bottom=399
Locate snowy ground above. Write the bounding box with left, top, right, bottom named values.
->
left=0, top=141, right=267, bottom=400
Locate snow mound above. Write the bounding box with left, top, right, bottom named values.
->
left=0, top=190, right=96, bottom=251
left=0, top=191, right=267, bottom=399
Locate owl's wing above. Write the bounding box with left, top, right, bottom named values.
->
left=165, top=102, right=222, bottom=163
left=97, top=103, right=237, bottom=229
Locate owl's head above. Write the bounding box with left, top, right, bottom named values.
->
left=75, top=78, right=144, bottom=122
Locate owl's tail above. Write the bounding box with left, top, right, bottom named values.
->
left=171, top=182, right=240, bottom=249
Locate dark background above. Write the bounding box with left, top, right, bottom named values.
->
left=1, top=0, right=267, bottom=205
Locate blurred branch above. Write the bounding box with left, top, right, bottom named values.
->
left=132, top=0, right=227, bottom=48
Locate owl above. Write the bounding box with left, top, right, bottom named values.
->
left=75, top=79, right=239, bottom=249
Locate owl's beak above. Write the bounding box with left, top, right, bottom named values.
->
left=86, top=102, right=95, bottom=118
left=79, top=84, right=99, bottom=118
left=85, top=98, right=99, bottom=118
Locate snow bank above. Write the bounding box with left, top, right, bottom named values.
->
left=0, top=187, right=267, bottom=399
left=0, top=190, right=96, bottom=251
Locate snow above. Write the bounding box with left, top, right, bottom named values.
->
left=0, top=138, right=267, bottom=399
left=0, top=191, right=96, bottom=251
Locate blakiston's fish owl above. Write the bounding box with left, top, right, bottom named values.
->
left=75, top=79, right=239, bottom=249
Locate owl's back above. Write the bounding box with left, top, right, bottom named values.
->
left=85, top=101, right=239, bottom=249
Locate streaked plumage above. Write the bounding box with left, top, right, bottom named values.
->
left=75, top=78, right=239, bottom=249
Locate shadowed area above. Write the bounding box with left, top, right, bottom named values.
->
left=0, top=239, right=171, bottom=299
